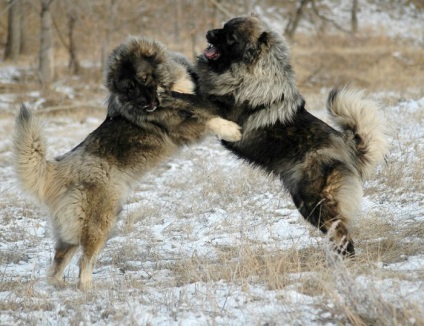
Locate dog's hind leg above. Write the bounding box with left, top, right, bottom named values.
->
left=48, top=241, right=79, bottom=286
left=291, top=166, right=362, bottom=257
left=78, top=235, right=107, bottom=290
left=78, top=192, right=117, bottom=290
left=321, top=169, right=362, bottom=256
left=293, top=193, right=356, bottom=256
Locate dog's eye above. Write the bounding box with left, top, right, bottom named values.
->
left=119, top=79, right=134, bottom=93
left=126, top=81, right=134, bottom=90
left=227, top=34, right=238, bottom=46
left=126, top=85, right=134, bottom=94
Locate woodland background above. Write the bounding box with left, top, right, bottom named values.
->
left=1, top=0, right=423, bottom=93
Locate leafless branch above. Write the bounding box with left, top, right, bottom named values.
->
left=51, top=15, right=70, bottom=51
left=209, top=0, right=232, bottom=19
left=310, top=0, right=350, bottom=34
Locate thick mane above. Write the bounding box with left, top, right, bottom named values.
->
left=197, top=17, right=304, bottom=130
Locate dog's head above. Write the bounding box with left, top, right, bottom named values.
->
left=105, top=36, right=179, bottom=114
left=197, top=16, right=303, bottom=127
left=105, top=36, right=170, bottom=114
left=110, top=57, right=159, bottom=113
left=202, top=16, right=269, bottom=72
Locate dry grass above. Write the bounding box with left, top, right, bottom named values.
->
left=164, top=234, right=423, bottom=325
left=318, top=256, right=423, bottom=326
left=292, top=33, right=424, bottom=100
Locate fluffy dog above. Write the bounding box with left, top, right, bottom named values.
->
left=13, top=36, right=240, bottom=289
left=193, top=16, right=389, bottom=256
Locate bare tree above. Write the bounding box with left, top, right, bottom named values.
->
left=210, top=0, right=232, bottom=20
left=285, top=0, right=355, bottom=39
left=284, top=0, right=311, bottom=39
left=4, top=0, right=22, bottom=60
left=174, top=0, right=182, bottom=47
left=51, top=1, right=81, bottom=75
left=39, top=0, right=55, bottom=87
left=101, top=0, right=119, bottom=71
left=66, top=4, right=80, bottom=74
left=20, top=0, right=31, bottom=55
left=310, top=1, right=350, bottom=33
left=352, top=0, right=358, bottom=34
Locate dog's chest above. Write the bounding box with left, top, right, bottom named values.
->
left=83, top=119, right=173, bottom=168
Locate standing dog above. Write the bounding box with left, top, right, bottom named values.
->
left=192, top=16, right=389, bottom=256
left=13, top=36, right=240, bottom=289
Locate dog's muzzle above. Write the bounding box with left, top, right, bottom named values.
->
left=136, top=97, right=158, bottom=112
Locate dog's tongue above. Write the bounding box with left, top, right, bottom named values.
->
left=204, top=45, right=221, bottom=61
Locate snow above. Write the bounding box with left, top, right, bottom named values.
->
left=386, top=255, right=424, bottom=272
left=1, top=90, right=422, bottom=324
left=53, top=84, right=75, bottom=99
left=258, top=0, right=424, bottom=44
left=0, top=66, right=20, bottom=83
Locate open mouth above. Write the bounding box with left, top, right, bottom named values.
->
left=143, top=99, right=158, bottom=112
left=138, top=93, right=159, bottom=113
left=141, top=99, right=159, bottom=113
left=204, top=44, right=221, bottom=61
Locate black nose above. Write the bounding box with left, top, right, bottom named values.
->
left=136, top=97, right=148, bottom=107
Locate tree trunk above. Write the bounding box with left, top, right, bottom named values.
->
left=20, top=0, right=31, bottom=55
left=174, top=0, right=182, bottom=49
left=101, top=0, right=118, bottom=71
left=284, top=0, right=311, bottom=40
left=67, top=9, right=80, bottom=75
left=39, top=0, right=55, bottom=87
left=190, top=23, right=197, bottom=61
left=352, top=0, right=359, bottom=34
left=4, top=0, right=22, bottom=61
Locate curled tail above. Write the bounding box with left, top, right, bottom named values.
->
left=13, top=104, right=49, bottom=201
left=327, top=87, right=389, bottom=180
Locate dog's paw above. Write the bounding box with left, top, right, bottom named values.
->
left=47, top=276, right=67, bottom=289
left=206, top=117, right=242, bottom=142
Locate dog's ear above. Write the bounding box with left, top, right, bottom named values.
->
left=243, top=32, right=268, bottom=64
left=258, top=32, right=268, bottom=46
left=243, top=43, right=261, bottom=64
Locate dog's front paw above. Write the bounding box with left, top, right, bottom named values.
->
left=206, top=117, right=242, bottom=142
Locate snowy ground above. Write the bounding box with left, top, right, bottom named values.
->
left=0, top=66, right=423, bottom=325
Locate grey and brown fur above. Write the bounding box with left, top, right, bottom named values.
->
left=192, top=16, right=389, bottom=256
left=13, top=36, right=240, bottom=290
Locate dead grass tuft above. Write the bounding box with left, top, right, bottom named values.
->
left=317, top=249, right=424, bottom=326
left=169, top=243, right=329, bottom=290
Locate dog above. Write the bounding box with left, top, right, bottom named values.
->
left=13, top=36, right=241, bottom=289
left=190, top=16, right=389, bottom=256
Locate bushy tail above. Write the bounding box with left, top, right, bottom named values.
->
left=13, top=104, right=49, bottom=201
left=327, top=87, right=389, bottom=180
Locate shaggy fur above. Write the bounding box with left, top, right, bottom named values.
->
left=104, top=36, right=240, bottom=140
left=13, top=36, right=241, bottom=290
left=193, top=16, right=389, bottom=255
